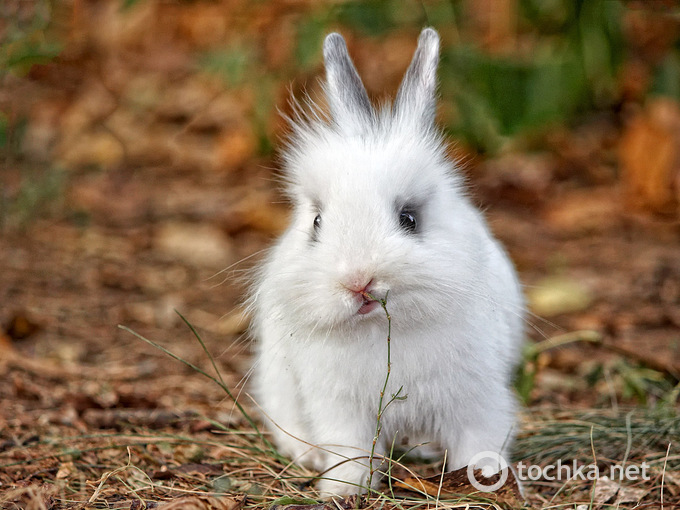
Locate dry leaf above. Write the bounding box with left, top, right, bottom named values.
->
left=57, top=131, right=125, bottom=170
left=155, top=222, right=234, bottom=268
left=82, top=409, right=197, bottom=430
left=270, top=504, right=332, bottom=510
left=270, top=495, right=360, bottom=510
left=592, top=476, right=620, bottom=504
left=396, top=465, right=522, bottom=508
left=620, top=97, right=680, bottom=216
left=527, top=276, right=593, bottom=317
left=187, top=308, right=251, bottom=336
left=56, top=462, right=75, bottom=480
left=614, top=485, right=648, bottom=505
left=219, top=189, right=290, bottom=236
left=157, top=494, right=245, bottom=510
left=543, top=188, right=622, bottom=234
left=4, top=311, right=42, bottom=341
left=663, top=471, right=680, bottom=496
left=215, top=129, right=257, bottom=172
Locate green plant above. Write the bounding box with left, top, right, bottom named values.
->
left=515, top=330, right=602, bottom=404
left=199, top=43, right=258, bottom=89
left=651, top=50, right=680, bottom=99
left=441, top=0, right=626, bottom=151
left=514, top=408, right=680, bottom=472
left=615, top=361, right=676, bottom=406
left=0, top=165, right=66, bottom=230
left=0, top=0, right=63, bottom=76
left=194, top=0, right=652, bottom=156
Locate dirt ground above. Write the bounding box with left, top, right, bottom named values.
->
left=1, top=1, right=679, bottom=508
left=2, top=142, right=679, bottom=507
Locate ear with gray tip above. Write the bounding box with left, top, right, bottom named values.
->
left=394, top=28, right=440, bottom=126
left=323, top=33, right=373, bottom=126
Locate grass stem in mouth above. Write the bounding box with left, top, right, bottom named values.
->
left=365, top=290, right=405, bottom=496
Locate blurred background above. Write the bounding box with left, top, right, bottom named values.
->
left=1, top=0, right=680, bottom=445
left=1, top=1, right=680, bottom=507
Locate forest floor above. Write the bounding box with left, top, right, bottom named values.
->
left=2, top=146, right=679, bottom=508
left=1, top=2, right=680, bottom=508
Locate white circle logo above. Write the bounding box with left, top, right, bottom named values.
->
left=466, top=451, right=509, bottom=492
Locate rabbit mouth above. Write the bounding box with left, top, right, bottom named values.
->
left=357, top=296, right=379, bottom=315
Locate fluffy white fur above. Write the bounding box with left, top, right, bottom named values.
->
left=250, top=28, right=525, bottom=497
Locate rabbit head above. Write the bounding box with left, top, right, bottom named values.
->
left=264, top=28, right=487, bottom=337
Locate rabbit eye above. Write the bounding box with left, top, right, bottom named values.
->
left=313, top=214, right=322, bottom=231
left=399, top=210, right=417, bottom=233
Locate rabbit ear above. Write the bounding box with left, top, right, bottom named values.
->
left=323, top=33, right=373, bottom=127
left=394, top=28, right=440, bottom=126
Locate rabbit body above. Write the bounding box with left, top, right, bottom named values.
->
left=251, top=28, right=524, bottom=497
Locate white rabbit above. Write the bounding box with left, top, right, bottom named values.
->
left=250, top=27, right=525, bottom=498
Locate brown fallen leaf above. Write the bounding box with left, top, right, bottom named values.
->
left=620, top=97, right=680, bottom=216
left=186, top=308, right=251, bottom=336
left=156, top=494, right=245, bottom=510
left=82, top=408, right=198, bottom=430
left=614, top=485, right=648, bottom=505
left=3, top=311, right=42, bottom=341
left=0, top=333, right=13, bottom=360
left=152, top=462, right=225, bottom=480
left=543, top=187, right=622, bottom=235
left=592, top=476, right=620, bottom=505
left=395, top=465, right=522, bottom=508
left=56, top=462, right=76, bottom=480
left=270, top=504, right=333, bottom=510
left=215, top=128, right=257, bottom=172
left=270, top=495, right=361, bottom=510
left=527, top=276, right=593, bottom=317
left=219, top=189, right=290, bottom=236
left=154, top=222, right=234, bottom=268
left=4, top=349, right=155, bottom=382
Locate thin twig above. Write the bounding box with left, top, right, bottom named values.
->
left=661, top=442, right=671, bottom=510
left=362, top=290, right=404, bottom=497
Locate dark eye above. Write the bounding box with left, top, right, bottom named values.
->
left=399, top=210, right=417, bottom=233
left=313, top=214, right=321, bottom=231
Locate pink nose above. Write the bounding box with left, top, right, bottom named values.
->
left=345, top=278, right=373, bottom=295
